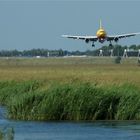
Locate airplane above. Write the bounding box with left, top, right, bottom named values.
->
left=62, top=20, right=140, bottom=47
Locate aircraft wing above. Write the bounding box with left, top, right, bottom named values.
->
left=107, top=32, right=140, bottom=40
left=62, top=35, right=98, bottom=41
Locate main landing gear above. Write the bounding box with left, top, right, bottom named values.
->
left=109, top=43, right=113, bottom=47
left=109, top=41, right=113, bottom=47
left=92, top=42, right=95, bottom=47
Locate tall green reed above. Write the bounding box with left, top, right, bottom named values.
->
left=0, top=80, right=139, bottom=121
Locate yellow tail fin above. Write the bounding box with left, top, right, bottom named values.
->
left=100, top=19, right=102, bottom=29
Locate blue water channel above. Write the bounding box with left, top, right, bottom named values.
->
left=1, top=107, right=140, bottom=140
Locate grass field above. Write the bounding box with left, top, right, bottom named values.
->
left=0, top=57, right=139, bottom=86
left=0, top=56, right=140, bottom=121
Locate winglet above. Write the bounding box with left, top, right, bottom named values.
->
left=62, top=35, right=68, bottom=38
left=100, top=19, right=102, bottom=29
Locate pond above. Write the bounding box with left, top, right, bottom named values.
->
left=1, top=107, right=140, bottom=140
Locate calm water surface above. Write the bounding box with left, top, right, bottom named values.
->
left=1, top=107, right=140, bottom=140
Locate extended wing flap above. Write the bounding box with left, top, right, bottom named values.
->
left=107, top=32, right=140, bottom=40
left=62, top=35, right=98, bottom=41
left=62, top=35, right=85, bottom=40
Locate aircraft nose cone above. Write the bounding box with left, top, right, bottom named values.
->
left=96, top=29, right=107, bottom=38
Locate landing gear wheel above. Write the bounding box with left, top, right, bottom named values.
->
left=92, top=42, right=95, bottom=47
left=109, top=43, right=113, bottom=47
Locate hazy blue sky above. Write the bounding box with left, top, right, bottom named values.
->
left=0, top=0, right=140, bottom=51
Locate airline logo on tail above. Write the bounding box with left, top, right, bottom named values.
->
left=96, top=20, right=107, bottom=39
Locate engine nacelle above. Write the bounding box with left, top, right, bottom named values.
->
left=85, top=39, right=89, bottom=43
left=114, top=37, right=119, bottom=42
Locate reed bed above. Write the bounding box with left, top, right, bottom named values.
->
left=0, top=130, right=3, bottom=140
left=0, top=81, right=139, bottom=121
left=0, top=128, right=14, bottom=140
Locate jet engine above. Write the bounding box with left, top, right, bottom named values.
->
left=85, top=39, right=89, bottom=43
left=114, top=37, right=119, bottom=42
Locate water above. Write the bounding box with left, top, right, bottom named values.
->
left=1, top=107, right=140, bottom=140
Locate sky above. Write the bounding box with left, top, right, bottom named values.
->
left=0, top=0, right=140, bottom=51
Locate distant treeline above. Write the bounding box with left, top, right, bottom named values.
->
left=0, top=49, right=65, bottom=57
left=0, top=44, right=140, bottom=57
left=72, top=44, right=140, bottom=57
